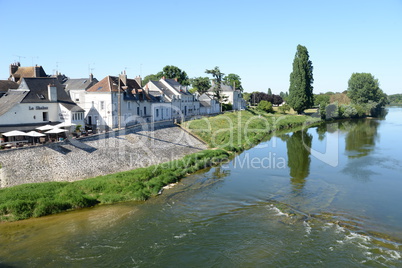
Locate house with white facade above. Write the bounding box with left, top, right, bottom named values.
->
left=198, top=93, right=221, bottom=115
left=85, top=73, right=160, bottom=130
left=63, top=74, right=98, bottom=108
left=207, top=83, right=246, bottom=110
left=146, top=77, right=200, bottom=119
left=0, top=77, right=85, bottom=129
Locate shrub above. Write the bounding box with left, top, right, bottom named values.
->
left=257, top=100, right=273, bottom=113
left=278, top=104, right=291, bottom=114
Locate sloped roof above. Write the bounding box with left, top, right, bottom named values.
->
left=63, top=77, right=98, bottom=91
left=208, top=83, right=235, bottom=92
left=0, top=90, right=29, bottom=116
left=10, top=66, right=47, bottom=82
left=87, top=75, right=155, bottom=102
left=0, top=80, right=19, bottom=93
left=200, top=101, right=211, bottom=108
left=19, top=77, right=72, bottom=103
left=162, top=79, right=192, bottom=95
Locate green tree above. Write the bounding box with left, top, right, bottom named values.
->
left=257, top=100, right=273, bottom=113
left=347, top=73, right=387, bottom=108
left=206, top=66, right=225, bottom=101
left=223, top=73, right=243, bottom=91
left=242, top=92, right=251, bottom=104
left=162, top=65, right=190, bottom=86
left=268, top=88, right=272, bottom=95
left=190, top=77, right=211, bottom=95
left=287, top=44, right=314, bottom=114
left=142, top=72, right=163, bottom=86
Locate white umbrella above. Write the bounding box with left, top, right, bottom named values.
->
left=2, top=130, right=26, bottom=137
left=26, top=131, right=46, bottom=137
left=45, top=128, right=68, bottom=134
left=55, top=122, right=76, bottom=128
left=36, top=124, right=55, bottom=131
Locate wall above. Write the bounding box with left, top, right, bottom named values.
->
left=0, top=122, right=207, bottom=188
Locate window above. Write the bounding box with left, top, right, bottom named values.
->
left=156, top=109, right=159, bottom=117
left=128, top=101, right=131, bottom=110
left=42, top=112, right=48, bottom=121
left=74, top=93, right=80, bottom=102
left=137, top=107, right=140, bottom=115
left=100, top=101, right=105, bottom=110
left=144, top=106, right=147, bottom=115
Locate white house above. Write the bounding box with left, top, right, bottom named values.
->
left=63, top=74, right=98, bottom=108
left=85, top=73, right=159, bottom=130
left=0, top=77, right=85, bottom=129
left=146, top=77, right=200, bottom=119
left=207, top=83, right=246, bottom=110
left=198, top=93, right=221, bottom=114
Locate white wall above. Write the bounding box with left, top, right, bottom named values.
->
left=0, top=103, right=59, bottom=125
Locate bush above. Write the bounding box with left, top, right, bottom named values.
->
left=257, top=100, right=273, bottom=113
left=278, top=104, right=291, bottom=114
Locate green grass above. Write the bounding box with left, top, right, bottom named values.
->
left=0, top=109, right=321, bottom=222
left=0, top=149, right=229, bottom=221
left=183, top=108, right=321, bottom=151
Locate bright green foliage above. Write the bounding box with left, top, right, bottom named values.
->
left=288, top=44, right=314, bottom=114
left=314, top=94, right=330, bottom=106
left=0, top=150, right=229, bottom=221
left=257, top=100, right=273, bottom=113
left=223, top=73, right=243, bottom=91
left=347, top=73, right=387, bottom=107
left=278, top=104, right=291, bottom=114
left=190, top=77, right=211, bottom=95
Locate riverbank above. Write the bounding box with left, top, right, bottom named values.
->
left=0, top=110, right=321, bottom=222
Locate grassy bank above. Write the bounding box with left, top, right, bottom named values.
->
left=183, top=109, right=321, bottom=152
left=0, top=149, right=229, bottom=221
left=0, top=109, right=321, bottom=222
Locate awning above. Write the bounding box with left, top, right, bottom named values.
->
left=25, top=131, right=46, bottom=137
left=45, top=128, right=68, bottom=134
left=2, top=130, right=26, bottom=137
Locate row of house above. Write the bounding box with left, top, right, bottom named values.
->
left=0, top=63, right=245, bottom=132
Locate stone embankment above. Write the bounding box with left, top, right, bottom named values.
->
left=0, top=122, right=207, bottom=188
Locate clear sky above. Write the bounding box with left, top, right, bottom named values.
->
left=0, top=0, right=401, bottom=94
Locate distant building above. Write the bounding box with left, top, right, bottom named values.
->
left=207, top=83, right=246, bottom=110
left=63, top=73, right=98, bottom=107
left=198, top=93, right=221, bottom=115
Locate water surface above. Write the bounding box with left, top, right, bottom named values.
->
left=1, top=107, right=402, bottom=267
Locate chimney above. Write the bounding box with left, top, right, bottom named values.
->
left=161, top=76, right=165, bottom=80
left=145, top=84, right=149, bottom=94
left=135, top=75, right=142, bottom=87
left=34, top=66, right=41, bottom=77
left=174, top=78, right=178, bottom=82
left=89, top=73, right=94, bottom=82
left=9, top=63, right=19, bottom=76
left=119, top=72, right=127, bottom=86
left=48, top=84, right=58, bottom=101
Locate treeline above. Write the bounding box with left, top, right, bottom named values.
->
left=388, top=94, right=402, bottom=104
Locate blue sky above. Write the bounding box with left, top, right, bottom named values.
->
left=1, top=0, right=401, bottom=94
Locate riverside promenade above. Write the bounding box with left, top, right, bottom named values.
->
left=0, top=122, right=207, bottom=188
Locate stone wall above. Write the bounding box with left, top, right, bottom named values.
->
left=0, top=122, right=207, bottom=188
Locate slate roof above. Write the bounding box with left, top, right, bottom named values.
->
left=19, top=77, right=72, bottom=103
left=0, top=77, right=84, bottom=116
left=162, top=79, right=192, bottom=95
left=63, top=77, right=98, bottom=91
left=200, top=101, right=211, bottom=107
left=0, top=80, right=19, bottom=94
left=208, top=83, right=235, bottom=92
left=0, top=90, right=29, bottom=116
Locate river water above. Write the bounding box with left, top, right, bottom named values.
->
left=1, top=108, right=402, bottom=267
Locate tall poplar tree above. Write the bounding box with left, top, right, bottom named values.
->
left=288, top=45, right=314, bottom=114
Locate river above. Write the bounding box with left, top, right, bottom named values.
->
left=1, top=107, right=402, bottom=267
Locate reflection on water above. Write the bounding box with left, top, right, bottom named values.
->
left=1, top=108, right=402, bottom=267
left=286, top=130, right=312, bottom=191
left=343, top=120, right=380, bottom=158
